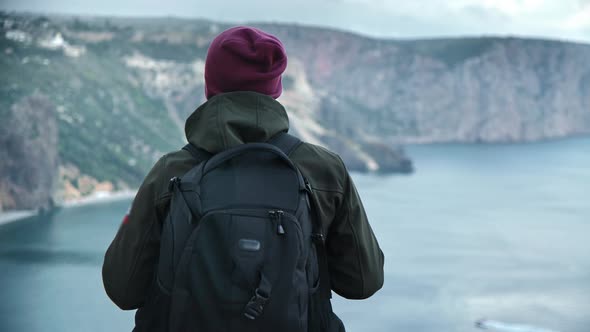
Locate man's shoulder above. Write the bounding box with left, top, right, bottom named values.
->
left=290, top=141, right=348, bottom=194
left=143, top=148, right=196, bottom=200
left=157, top=149, right=195, bottom=171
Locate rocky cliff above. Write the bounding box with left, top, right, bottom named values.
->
left=0, top=94, right=58, bottom=212
left=1, top=12, right=589, bottom=210
left=258, top=25, right=590, bottom=144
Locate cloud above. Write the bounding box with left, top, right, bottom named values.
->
left=565, top=3, right=590, bottom=29
left=0, top=0, right=589, bottom=43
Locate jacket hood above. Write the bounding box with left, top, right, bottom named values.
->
left=184, top=91, right=289, bottom=153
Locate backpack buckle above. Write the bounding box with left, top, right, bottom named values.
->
left=243, top=288, right=269, bottom=320
left=311, top=233, right=325, bottom=244
left=168, top=177, right=180, bottom=192
left=304, top=179, right=313, bottom=193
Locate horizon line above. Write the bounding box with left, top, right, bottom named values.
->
left=2, top=9, right=590, bottom=46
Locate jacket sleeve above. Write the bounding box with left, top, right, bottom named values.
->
left=102, top=156, right=170, bottom=310
left=325, top=160, right=385, bottom=299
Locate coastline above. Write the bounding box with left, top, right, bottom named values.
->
left=61, top=190, right=137, bottom=208
left=0, top=210, right=37, bottom=227
left=0, top=190, right=137, bottom=226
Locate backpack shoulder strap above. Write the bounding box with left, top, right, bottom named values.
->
left=182, top=143, right=212, bottom=163
left=305, top=180, right=333, bottom=300
left=267, top=132, right=302, bottom=157
left=269, top=133, right=332, bottom=300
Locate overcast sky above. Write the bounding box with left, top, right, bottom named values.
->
left=2, top=0, right=589, bottom=43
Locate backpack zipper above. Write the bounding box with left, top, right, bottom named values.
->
left=268, top=210, right=285, bottom=235
left=196, top=208, right=304, bottom=254
left=199, top=208, right=299, bottom=238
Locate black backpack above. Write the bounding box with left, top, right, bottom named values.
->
left=134, top=133, right=344, bottom=332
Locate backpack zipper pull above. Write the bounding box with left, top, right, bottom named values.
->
left=269, top=210, right=285, bottom=235
left=276, top=210, right=285, bottom=235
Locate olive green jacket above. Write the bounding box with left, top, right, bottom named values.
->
left=102, top=91, right=384, bottom=310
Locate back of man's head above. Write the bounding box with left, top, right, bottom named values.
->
left=204, top=26, right=288, bottom=100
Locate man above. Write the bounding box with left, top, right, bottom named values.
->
left=103, top=26, right=384, bottom=330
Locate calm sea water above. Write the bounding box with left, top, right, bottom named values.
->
left=1, top=137, right=589, bottom=332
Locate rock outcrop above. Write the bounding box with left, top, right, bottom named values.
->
left=0, top=94, right=58, bottom=211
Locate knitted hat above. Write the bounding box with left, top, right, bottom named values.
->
left=204, top=26, right=287, bottom=99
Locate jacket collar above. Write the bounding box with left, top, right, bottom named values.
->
left=184, top=91, right=289, bottom=153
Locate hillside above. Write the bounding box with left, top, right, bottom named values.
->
left=1, top=12, right=589, bottom=211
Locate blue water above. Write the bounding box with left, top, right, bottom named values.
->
left=1, top=137, right=589, bottom=332
left=333, top=137, right=590, bottom=332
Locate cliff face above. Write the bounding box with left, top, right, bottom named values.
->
left=258, top=25, right=590, bottom=144
left=0, top=94, right=58, bottom=211
left=1, top=13, right=589, bottom=210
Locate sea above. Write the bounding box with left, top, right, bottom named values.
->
left=1, top=137, right=589, bottom=332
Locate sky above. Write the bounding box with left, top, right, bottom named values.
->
left=1, top=0, right=590, bottom=43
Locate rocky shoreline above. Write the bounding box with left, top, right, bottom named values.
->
left=0, top=190, right=137, bottom=226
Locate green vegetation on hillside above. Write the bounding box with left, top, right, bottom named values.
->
left=0, top=18, right=183, bottom=187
